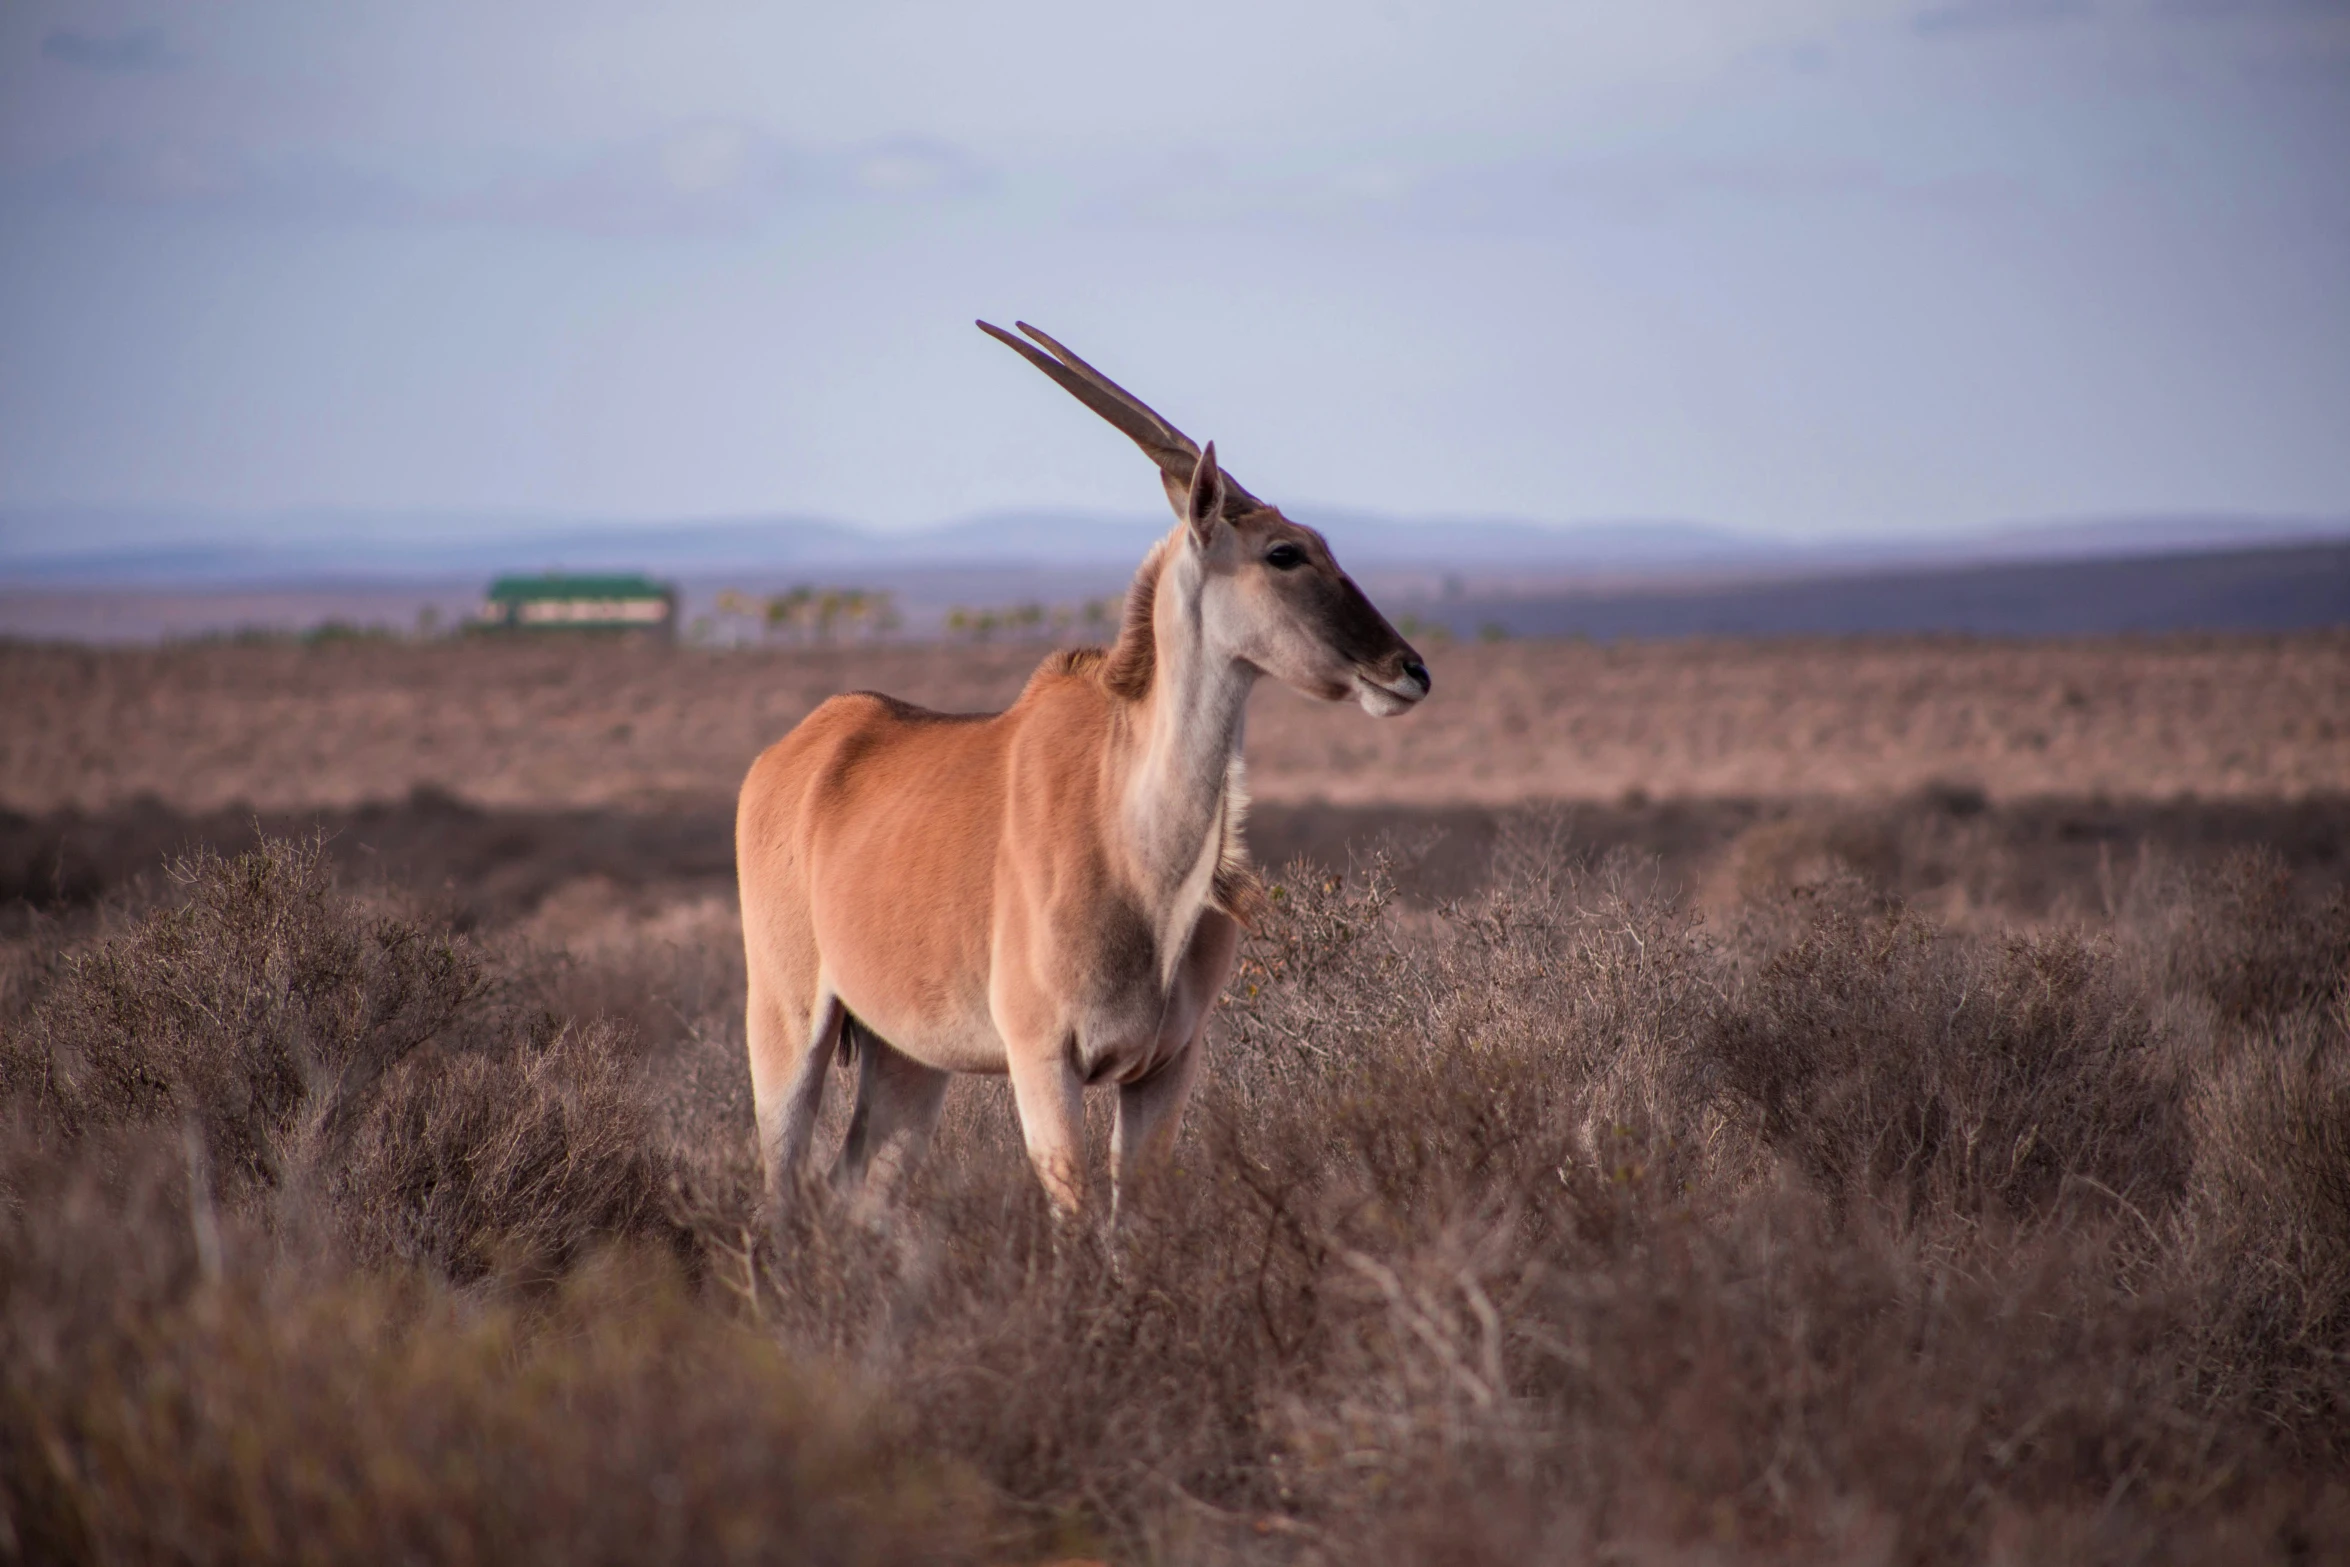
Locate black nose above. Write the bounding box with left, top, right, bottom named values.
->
left=1403, top=659, right=1430, bottom=691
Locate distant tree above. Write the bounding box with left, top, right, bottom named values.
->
left=714, top=590, right=767, bottom=647
left=1396, top=613, right=1455, bottom=651
left=762, top=585, right=813, bottom=642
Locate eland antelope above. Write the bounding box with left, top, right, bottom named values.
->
left=736, top=321, right=1430, bottom=1218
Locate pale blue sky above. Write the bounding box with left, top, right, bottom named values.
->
left=2, top=1, right=2345, bottom=538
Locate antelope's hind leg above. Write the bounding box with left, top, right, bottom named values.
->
left=831, top=1025, right=950, bottom=1204
left=748, top=972, right=843, bottom=1210
left=1112, top=1044, right=1205, bottom=1226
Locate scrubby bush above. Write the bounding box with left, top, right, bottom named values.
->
left=2157, top=847, right=2350, bottom=1025
left=2, top=1192, right=978, bottom=1567
left=1, top=840, right=686, bottom=1281
left=1709, top=897, right=2187, bottom=1223
left=4, top=830, right=2348, bottom=1563
left=6, top=838, right=487, bottom=1192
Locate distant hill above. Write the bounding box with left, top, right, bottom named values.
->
left=4, top=505, right=2345, bottom=585
left=1413, top=541, right=2350, bottom=641
left=6, top=539, right=2344, bottom=647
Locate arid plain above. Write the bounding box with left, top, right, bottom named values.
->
left=8, top=632, right=2347, bottom=813
left=6, top=628, right=2349, bottom=1565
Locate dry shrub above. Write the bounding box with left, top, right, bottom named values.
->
left=5, top=839, right=485, bottom=1192
left=2157, top=848, right=2350, bottom=1025
left=2183, top=1007, right=2350, bottom=1428
left=1181, top=850, right=2342, bottom=1562
left=6, top=826, right=2350, bottom=1564
left=1719, top=812, right=1902, bottom=904
left=0, top=841, right=949, bottom=1566
left=328, top=1019, right=684, bottom=1282
left=0, top=838, right=687, bottom=1278
left=1710, top=890, right=2186, bottom=1222
left=677, top=1119, right=1284, bottom=1558
left=1, top=1185, right=977, bottom=1566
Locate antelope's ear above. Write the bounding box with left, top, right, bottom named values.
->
left=1185, top=441, right=1227, bottom=546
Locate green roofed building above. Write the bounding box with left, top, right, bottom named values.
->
left=477, top=574, right=678, bottom=638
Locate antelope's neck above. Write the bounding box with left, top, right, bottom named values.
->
left=1119, top=548, right=1254, bottom=952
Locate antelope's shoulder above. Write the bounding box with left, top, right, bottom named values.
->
left=1004, top=655, right=1125, bottom=762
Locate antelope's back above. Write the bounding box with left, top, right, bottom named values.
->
left=736, top=692, right=1014, bottom=1008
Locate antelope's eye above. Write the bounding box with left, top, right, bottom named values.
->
left=1264, top=543, right=1307, bottom=570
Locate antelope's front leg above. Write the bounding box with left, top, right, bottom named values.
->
left=1114, top=910, right=1238, bottom=1220
left=1005, top=1037, right=1087, bottom=1219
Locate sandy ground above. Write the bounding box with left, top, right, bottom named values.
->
left=4, top=631, right=2347, bottom=816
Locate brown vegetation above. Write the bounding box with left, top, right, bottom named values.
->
left=5, top=631, right=2346, bottom=814
left=6, top=630, right=2346, bottom=1561
left=5, top=816, right=2347, bottom=1563
left=8, top=785, right=2343, bottom=940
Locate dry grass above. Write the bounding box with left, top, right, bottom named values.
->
left=5, top=631, right=2347, bottom=814
left=5, top=826, right=2347, bottom=1564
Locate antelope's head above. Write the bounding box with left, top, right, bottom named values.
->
left=980, top=320, right=1430, bottom=716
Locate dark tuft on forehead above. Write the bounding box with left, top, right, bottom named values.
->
left=1228, top=503, right=1306, bottom=535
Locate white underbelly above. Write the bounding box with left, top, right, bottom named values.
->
left=841, top=985, right=1008, bottom=1075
